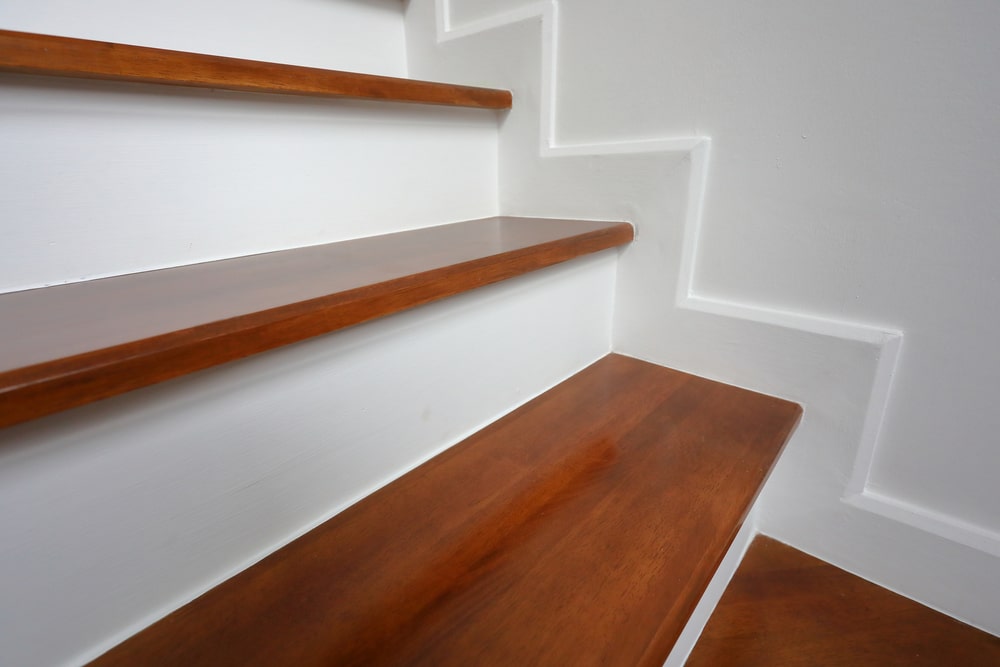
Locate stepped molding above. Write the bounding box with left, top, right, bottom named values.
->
left=430, top=0, right=1000, bottom=565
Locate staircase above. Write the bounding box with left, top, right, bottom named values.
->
left=0, top=24, right=800, bottom=667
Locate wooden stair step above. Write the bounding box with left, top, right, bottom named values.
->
left=89, top=353, right=801, bottom=667
left=686, top=536, right=1000, bottom=666
left=0, top=29, right=512, bottom=109
left=0, top=217, right=631, bottom=429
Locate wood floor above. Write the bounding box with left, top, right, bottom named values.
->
left=687, top=536, right=1000, bottom=666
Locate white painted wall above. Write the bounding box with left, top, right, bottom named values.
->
left=445, top=0, right=538, bottom=29
left=551, top=1, right=1000, bottom=546
left=0, top=1, right=622, bottom=665
left=406, top=0, right=1000, bottom=636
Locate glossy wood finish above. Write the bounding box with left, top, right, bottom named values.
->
left=0, top=218, right=631, bottom=429
left=89, top=354, right=801, bottom=667
left=0, top=30, right=512, bottom=109
left=687, top=536, right=1000, bottom=666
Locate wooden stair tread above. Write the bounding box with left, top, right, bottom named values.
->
left=686, top=536, right=1000, bottom=666
left=0, top=217, right=632, bottom=429
left=0, top=29, right=512, bottom=109
left=90, top=354, right=801, bottom=667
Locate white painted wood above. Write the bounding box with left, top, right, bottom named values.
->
left=405, top=0, right=1000, bottom=635
left=0, top=252, right=617, bottom=667
left=661, top=510, right=759, bottom=667
left=0, top=79, right=497, bottom=292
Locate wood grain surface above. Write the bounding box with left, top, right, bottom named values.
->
left=89, top=354, right=801, bottom=667
left=0, top=29, right=512, bottom=109
left=0, top=218, right=632, bottom=429
left=686, top=535, right=1000, bottom=666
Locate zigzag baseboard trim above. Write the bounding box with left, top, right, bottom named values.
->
left=430, top=0, right=1000, bottom=560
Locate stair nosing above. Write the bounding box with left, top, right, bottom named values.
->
left=0, top=217, right=632, bottom=429
left=0, top=29, right=513, bottom=109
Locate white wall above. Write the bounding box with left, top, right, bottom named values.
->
left=406, top=0, right=1000, bottom=635
left=552, top=0, right=1000, bottom=543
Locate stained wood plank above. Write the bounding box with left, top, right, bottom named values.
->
left=0, top=29, right=512, bottom=109
left=687, top=536, right=1000, bottom=666
left=89, top=354, right=801, bottom=667
left=0, top=218, right=631, bottom=429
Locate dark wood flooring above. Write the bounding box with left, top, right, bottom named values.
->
left=686, top=535, right=1000, bottom=666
